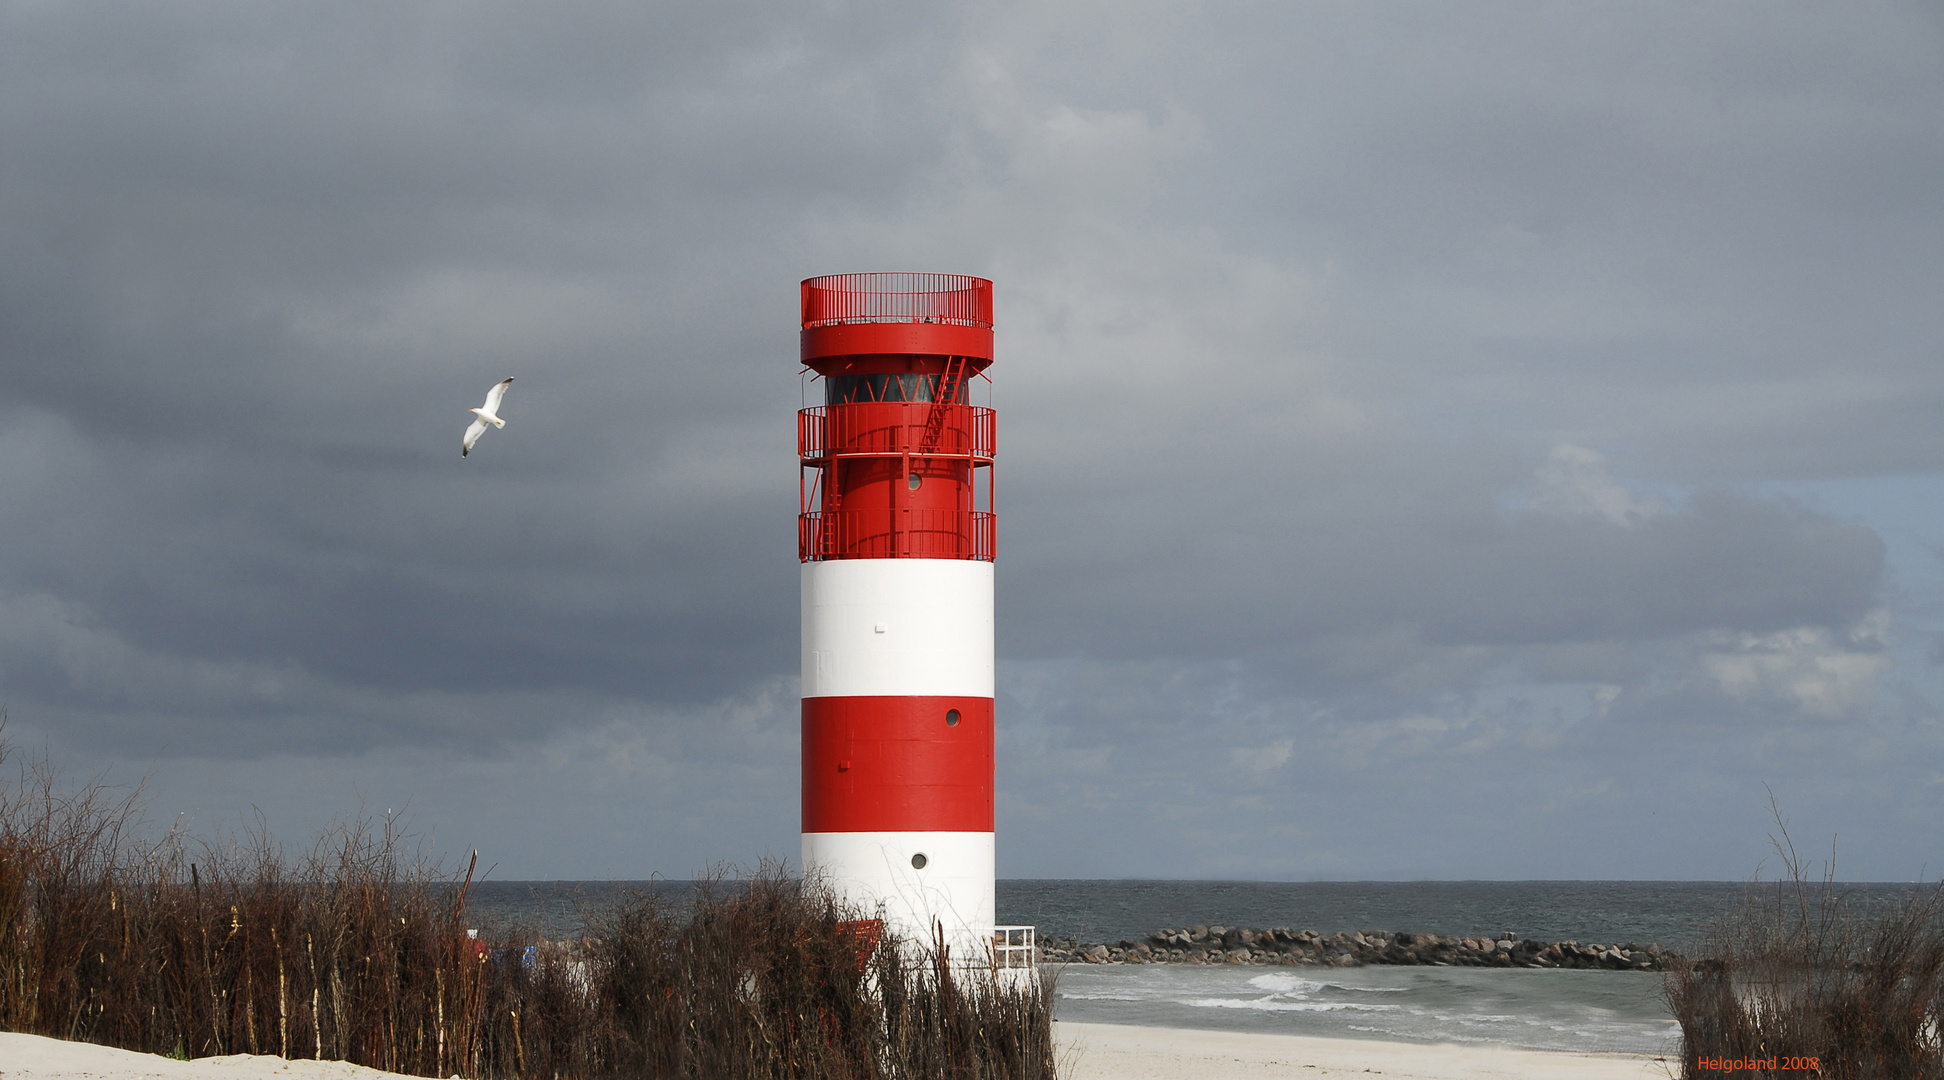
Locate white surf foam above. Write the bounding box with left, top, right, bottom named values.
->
left=1184, top=997, right=1401, bottom=1013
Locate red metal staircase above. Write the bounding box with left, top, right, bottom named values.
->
left=917, top=356, right=967, bottom=456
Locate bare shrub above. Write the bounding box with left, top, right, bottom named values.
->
left=499, top=868, right=1056, bottom=1080
left=1666, top=797, right=1944, bottom=1079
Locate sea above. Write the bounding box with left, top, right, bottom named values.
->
left=456, top=879, right=1929, bottom=1057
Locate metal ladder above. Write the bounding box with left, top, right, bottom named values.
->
left=917, top=356, right=967, bottom=456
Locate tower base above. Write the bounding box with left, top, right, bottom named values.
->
left=803, top=830, right=995, bottom=962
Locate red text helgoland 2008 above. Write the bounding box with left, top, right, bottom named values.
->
left=1696, top=1056, right=1819, bottom=1072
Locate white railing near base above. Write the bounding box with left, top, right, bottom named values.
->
left=902, top=924, right=1038, bottom=983
left=988, top=925, right=1036, bottom=970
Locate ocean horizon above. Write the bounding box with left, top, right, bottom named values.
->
left=462, top=877, right=1933, bottom=949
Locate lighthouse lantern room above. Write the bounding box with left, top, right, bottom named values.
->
left=797, top=273, right=1024, bottom=970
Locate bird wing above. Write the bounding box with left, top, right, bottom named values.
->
left=462, top=417, right=489, bottom=456
left=481, top=377, right=514, bottom=414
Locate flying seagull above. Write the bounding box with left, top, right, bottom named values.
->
left=462, top=377, right=514, bottom=457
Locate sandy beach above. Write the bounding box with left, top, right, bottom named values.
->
left=3, top=1025, right=1673, bottom=1080
left=0, top=1034, right=419, bottom=1080
left=1055, top=1021, right=1672, bottom=1079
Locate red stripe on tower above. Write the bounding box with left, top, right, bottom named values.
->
left=798, top=273, right=998, bottom=957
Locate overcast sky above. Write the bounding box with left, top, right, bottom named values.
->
left=3, top=0, right=1941, bottom=881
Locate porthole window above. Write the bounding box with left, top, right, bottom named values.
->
left=945, top=709, right=960, bottom=727
left=911, top=853, right=928, bottom=870
left=908, top=473, right=922, bottom=490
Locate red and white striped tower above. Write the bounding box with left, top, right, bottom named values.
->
left=798, top=273, right=1000, bottom=961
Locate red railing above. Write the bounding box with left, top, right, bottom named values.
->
left=801, top=273, right=993, bottom=329
left=799, top=404, right=996, bottom=461
left=800, top=510, right=995, bottom=562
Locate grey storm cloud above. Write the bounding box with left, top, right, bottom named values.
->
left=0, top=0, right=1940, bottom=877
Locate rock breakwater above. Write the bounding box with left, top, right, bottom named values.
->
left=1039, top=926, right=1680, bottom=970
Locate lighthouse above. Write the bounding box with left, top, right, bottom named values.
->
left=798, top=273, right=1021, bottom=968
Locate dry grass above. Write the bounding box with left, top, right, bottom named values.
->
left=0, top=727, right=1055, bottom=1079
left=1665, top=799, right=1944, bottom=1079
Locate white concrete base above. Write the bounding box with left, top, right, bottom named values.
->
left=804, top=830, right=995, bottom=959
